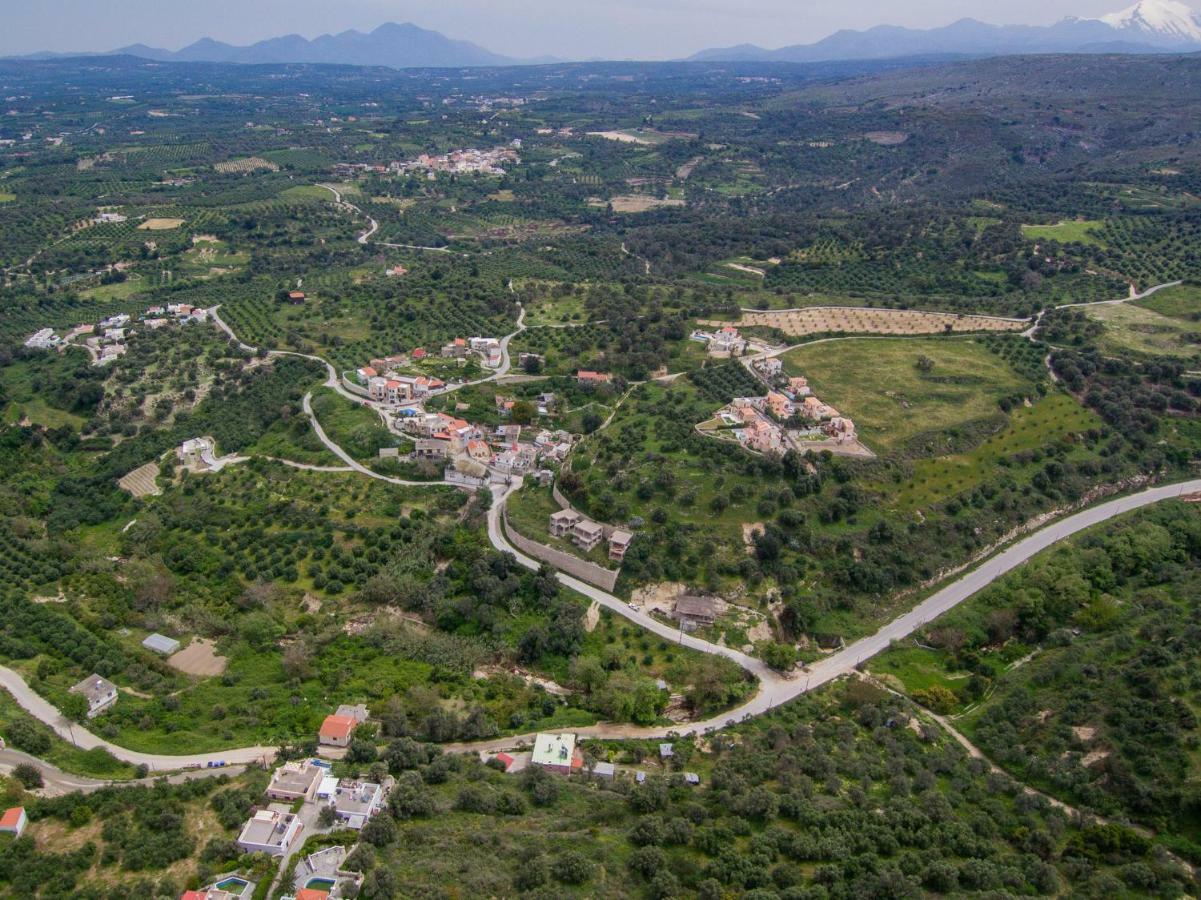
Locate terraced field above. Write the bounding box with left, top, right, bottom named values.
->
left=707, top=306, right=1026, bottom=338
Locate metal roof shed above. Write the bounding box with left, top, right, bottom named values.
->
left=142, top=633, right=180, bottom=655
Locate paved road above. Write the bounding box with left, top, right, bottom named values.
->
left=301, top=392, right=466, bottom=490
left=1, top=477, right=1197, bottom=768
left=0, top=747, right=246, bottom=795
left=13, top=291, right=1192, bottom=767
left=488, top=479, right=774, bottom=680
left=0, top=667, right=274, bottom=771
left=485, top=477, right=1201, bottom=738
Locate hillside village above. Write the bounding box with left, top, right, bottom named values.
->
left=24, top=302, right=210, bottom=366
left=334, top=143, right=521, bottom=179
left=698, top=355, right=870, bottom=458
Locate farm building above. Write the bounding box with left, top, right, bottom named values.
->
left=672, top=595, right=719, bottom=628
left=142, top=633, right=180, bottom=655
left=0, top=807, right=26, bottom=837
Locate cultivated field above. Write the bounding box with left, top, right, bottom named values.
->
left=591, top=195, right=686, bottom=213
left=117, top=461, right=161, bottom=497
left=167, top=638, right=228, bottom=677
left=705, top=306, right=1026, bottom=338
left=781, top=337, right=1032, bottom=455
left=214, top=156, right=279, bottom=174
left=138, top=217, right=185, bottom=231
left=880, top=393, right=1102, bottom=511
left=864, top=131, right=909, bottom=145
left=586, top=130, right=656, bottom=144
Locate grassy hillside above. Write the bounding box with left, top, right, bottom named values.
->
left=871, top=501, right=1201, bottom=858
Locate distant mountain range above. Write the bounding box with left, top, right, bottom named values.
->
left=689, top=0, right=1201, bottom=63
left=13, top=22, right=540, bottom=69
left=8, top=0, right=1201, bottom=70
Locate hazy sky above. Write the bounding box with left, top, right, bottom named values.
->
left=1, top=0, right=1139, bottom=59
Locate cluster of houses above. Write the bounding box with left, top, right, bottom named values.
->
left=23, top=302, right=209, bottom=368
left=398, top=409, right=571, bottom=475
left=222, top=810, right=365, bottom=897
left=188, top=704, right=383, bottom=897
left=712, top=367, right=856, bottom=455
left=440, top=335, right=502, bottom=369
left=549, top=508, right=634, bottom=563
left=360, top=368, right=446, bottom=404
left=389, top=144, right=520, bottom=177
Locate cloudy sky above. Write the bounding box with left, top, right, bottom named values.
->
left=2, top=0, right=1139, bottom=59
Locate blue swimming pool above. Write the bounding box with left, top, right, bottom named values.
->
left=215, top=877, right=249, bottom=892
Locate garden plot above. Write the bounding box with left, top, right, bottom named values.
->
left=707, top=306, right=1025, bottom=338
left=590, top=195, right=685, bottom=213
left=166, top=638, right=228, bottom=677
left=214, top=156, right=279, bottom=174
left=117, top=462, right=161, bottom=498
left=138, top=218, right=185, bottom=231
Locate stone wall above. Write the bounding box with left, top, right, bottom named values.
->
left=502, top=511, right=620, bottom=592
left=551, top=481, right=572, bottom=511
left=340, top=373, right=369, bottom=397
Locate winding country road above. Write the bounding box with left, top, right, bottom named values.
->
left=0, top=747, right=247, bottom=795
left=5, top=476, right=1193, bottom=770
left=9, top=287, right=1195, bottom=771
left=300, top=391, right=465, bottom=490
left=487, top=477, right=1201, bottom=737
left=9, top=310, right=1201, bottom=764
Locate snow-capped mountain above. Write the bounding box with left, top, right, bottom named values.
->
left=689, top=0, right=1201, bottom=63
left=1100, top=0, right=1201, bottom=43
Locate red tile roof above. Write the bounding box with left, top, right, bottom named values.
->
left=319, top=714, right=357, bottom=741
left=0, top=807, right=23, bottom=829
left=496, top=752, right=515, bottom=770
left=296, top=890, right=329, bottom=900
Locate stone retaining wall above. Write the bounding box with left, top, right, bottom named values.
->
left=340, top=373, right=369, bottom=397
left=502, top=510, right=620, bottom=592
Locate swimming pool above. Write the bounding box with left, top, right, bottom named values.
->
left=305, top=877, right=336, bottom=892
left=215, top=877, right=249, bottom=892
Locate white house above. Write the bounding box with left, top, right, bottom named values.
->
left=70, top=674, right=118, bottom=718
left=236, top=809, right=303, bottom=856
left=23, top=328, right=59, bottom=350
left=325, top=780, right=385, bottom=830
